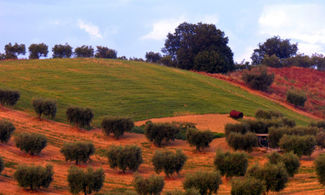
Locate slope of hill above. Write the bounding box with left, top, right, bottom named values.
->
left=0, top=58, right=313, bottom=125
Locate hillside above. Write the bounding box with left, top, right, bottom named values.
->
left=0, top=58, right=313, bottom=125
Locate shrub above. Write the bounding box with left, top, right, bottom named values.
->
left=14, top=164, right=53, bottom=190
left=66, top=107, right=94, bottom=129
left=183, top=171, right=222, bottom=195
left=231, top=177, right=265, bottom=195
left=74, top=45, right=94, bottom=57
left=0, top=156, right=3, bottom=174
left=242, top=66, right=274, bottom=91
left=315, top=154, right=325, bottom=185
left=268, top=127, right=287, bottom=148
left=226, top=132, right=257, bottom=152
left=255, top=109, right=283, bottom=119
left=166, top=189, right=200, bottom=195
left=152, top=149, right=187, bottom=177
left=214, top=150, right=248, bottom=177
left=107, top=145, right=143, bottom=173
left=0, top=89, right=20, bottom=106
left=32, top=98, right=57, bottom=120
left=310, top=120, right=325, bottom=130
left=246, top=163, right=288, bottom=193
left=144, top=121, right=180, bottom=147
left=145, top=51, right=162, bottom=63
left=4, top=43, right=26, bottom=59
left=186, top=128, right=214, bottom=151
left=101, top=117, right=134, bottom=139
left=95, top=46, right=117, bottom=58
left=225, top=123, right=249, bottom=137
left=68, top=166, right=105, bottom=195
left=287, top=91, right=307, bottom=107
left=316, top=131, right=325, bottom=148
left=28, top=43, right=48, bottom=59
left=279, top=135, right=316, bottom=157
left=267, top=152, right=300, bottom=177
left=0, top=120, right=15, bottom=143
left=60, top=141, right=95, bottom=164
left=15, top=133, right=47, bottom=155
left=52, top=44, right=72, bottom=58
left=242, top=119, right=268, bottom=134
left=133, top=175, right=164, bottom=195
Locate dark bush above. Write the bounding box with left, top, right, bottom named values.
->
left=60, top=141, right=95, bottom=164
left=279, top=135, right=316, bottom=157
left=28, top=43, right=48, bottom=59
left=262, top=54, right=282, bottom=67
left=268, top=127, right=287, bottom=148
left=14, top=164, right=53, bottom=190
left=145, top=51, right=162, bottom=63
left=226, top=132, right=257, bottom=152
left=225, top=123, right=249, bottom=137
left=316, top=131, right=325, bottom=148
left=133, top=175, right=164, bottom=195
left=152, top=149, right=187, bottom=177
left=242, top=119, right=268, bottom=134
left=74, top=45, right=94, bottom=57
left=4, top=43, right=26, bottom=59
left=52, top=44, right=72, bottom=58
left=15, top=133, right=47, bottom=155
left=267, top=152, right=300, bottom=177
left=107, top=145, right=143, bottom=173
left=229, top=110, right=243, bottom=119
left=0, top=89, right=20, bottom=106
left=32, top=98, right=57, bottom=120
left=160, top=55, right=175, bottom=67
left=310, top=121, right=325, bottom=130
left=95, top=46, right=117, bottom=58
left=214, top=150, right=248, bottom=177
left=66, top=107, right=94, bottom=129
left=166, top=189, right=200, bottom=195
left=0, top=156, right=3, bottom=174
left=242, top=66, right=274, bottom=91
left=101, top=117, right=134, bottom=139
left=246, top=163, right=288, bottom=193
left=68, top=166, right=105, bottom=195
left=287, top=91, right=307, bottom=107
left=231, top=177, right=265, bottom=195
left=183, top=171, right=222, bottom=195
left=186, top=128, right=214, bottom=152
left=144, top=121, right=180, bottom=147
left=315, top=154, right=325, bottom=186
left=0, top=120, right=15, bottom=143
left=255, top=109, right=283, bottom=119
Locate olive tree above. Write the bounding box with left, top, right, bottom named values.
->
left=279, top=135, right=316, bottom=157
left=214, top=150, right=248, bottom=177
left=0, top=120, right=15, bottom=143
left=15, top=133, right=47, bottom=155
left=101, top=117, right=134, bottom=139
left=183, top=171, right=222, bottom=195
left=267, top=152, right=300, bottom=177
left=60, top=142, right=95, bottom=165
left=28, top=43, right=48, bottom=59
left=144, top=121, right=180, bottom=147
left=66, top=107, right=94, bottom=129
left=186, top=128, right=214, bottom=152
left=133, top=175, right=164, bottom=195
left=0, top=89, right=20, bottom=106
left=231, top=177, right=265, bottom=195
left=0, top=156, right=4, bottom=174
left=32, top=98, right=57, bottom=120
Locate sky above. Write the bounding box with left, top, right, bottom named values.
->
left=1, top=0, right=325, bottom=62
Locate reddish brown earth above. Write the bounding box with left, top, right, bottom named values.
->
left=0, top=107, right=324, bottom=194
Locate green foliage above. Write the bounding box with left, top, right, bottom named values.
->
left=32, top=98, right=57, bottom=119
left=251, top=36, right=298, bottom=65
left=162, top=22, right=234, bottom=73
left=214, top=150, right=248, bottom=177
left=160, top=55, right=175, bottom=67
left=242, top=66, right=274, bottom=91
left=186, top=128, right=214, bottom=151
left=52, top=44, right=72, bottom=58
left=133, top=175, right=164, bottom=195
left=246, top=163, right=288, bottom=192
left=74, top=45, right=94, bottom=57
left=314, top=154, right=325, bottom=185
left=183, top=171, right=222, bottom=195
left=261, top=54, right=282, bottom=68
left=67, top=166, right=105, bottom=195
left=15, top=133, right=47, bottom=155
left=231, top=177, right=265, bottom=195
left=0, top=89, right=20, bottom=106
left=60, top=141, right=95, bottom=165
left=279, top=135, right=316, bottom=157
left=101, top=117, right=134, bottom=139
left=255, top=110, right=283, bottom=119
left=0, top=156, right=3, bottom=174
left=226, top=132, right=257, bottom=152
left=144, top=121, right=180, bottom=147
left=316, top=131, right=325, bottom=148
left=95, top=46, right=117, bottom=58
left=165, top=189, right=200, bottom=195
left=267, top=152, right=300, bottom=177
left=106, top=145, right=143, bottom=173
left=152, top=149, right=187, bottom=177
left=66, top=107, right=94, bottom=129
left=14, top=164, right=53, bottom=190
left=4, top=43, right=25, bottom=59
left=145, top=51, right=161, bottom=63
left=28, top=43, right=48, bottom=59
left=0, top=120, right=15, bottom=143
left=310, top=120, right=325, bottom=129
left=287, top=91, right=307, bottom=107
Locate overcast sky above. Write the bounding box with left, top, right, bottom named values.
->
left=1, top=0, right=325, bottom=62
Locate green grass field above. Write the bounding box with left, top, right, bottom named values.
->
left=0, top=58, right=312, bottom=126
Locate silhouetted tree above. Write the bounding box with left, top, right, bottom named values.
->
left=28, top=43, right=48, bottom=59
left=145, top=51, right=162, bottom=63
left=95, top=46, right=117, bottom=58
left=74, top=45, right=94, bottom=57
left=52, top=43, right=72, bottom=58
left=4, top=43, right=26, bottom=59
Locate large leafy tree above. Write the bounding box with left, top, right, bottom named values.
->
left=52, top=43, right=73, bottom=58
left=251, top=36, right=298, bottom=65
left=4, top=43, right=26, bottom=59
left=162, top=22, right=234, bottom=73
left=28, top=43, right=48, bottom=59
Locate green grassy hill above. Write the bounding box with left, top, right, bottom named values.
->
left=0, top=58, right=311, bottom=125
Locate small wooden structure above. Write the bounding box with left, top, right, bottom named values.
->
left=256, top=133, right=269, bottom=148
left=229, top=110, right=244, bottom=119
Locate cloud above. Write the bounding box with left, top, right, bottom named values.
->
left=258, top=3, right=325, bottom=55
left=78, top=19, right=102, bottom=39
left=141, top=14, right=219, bottom=41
